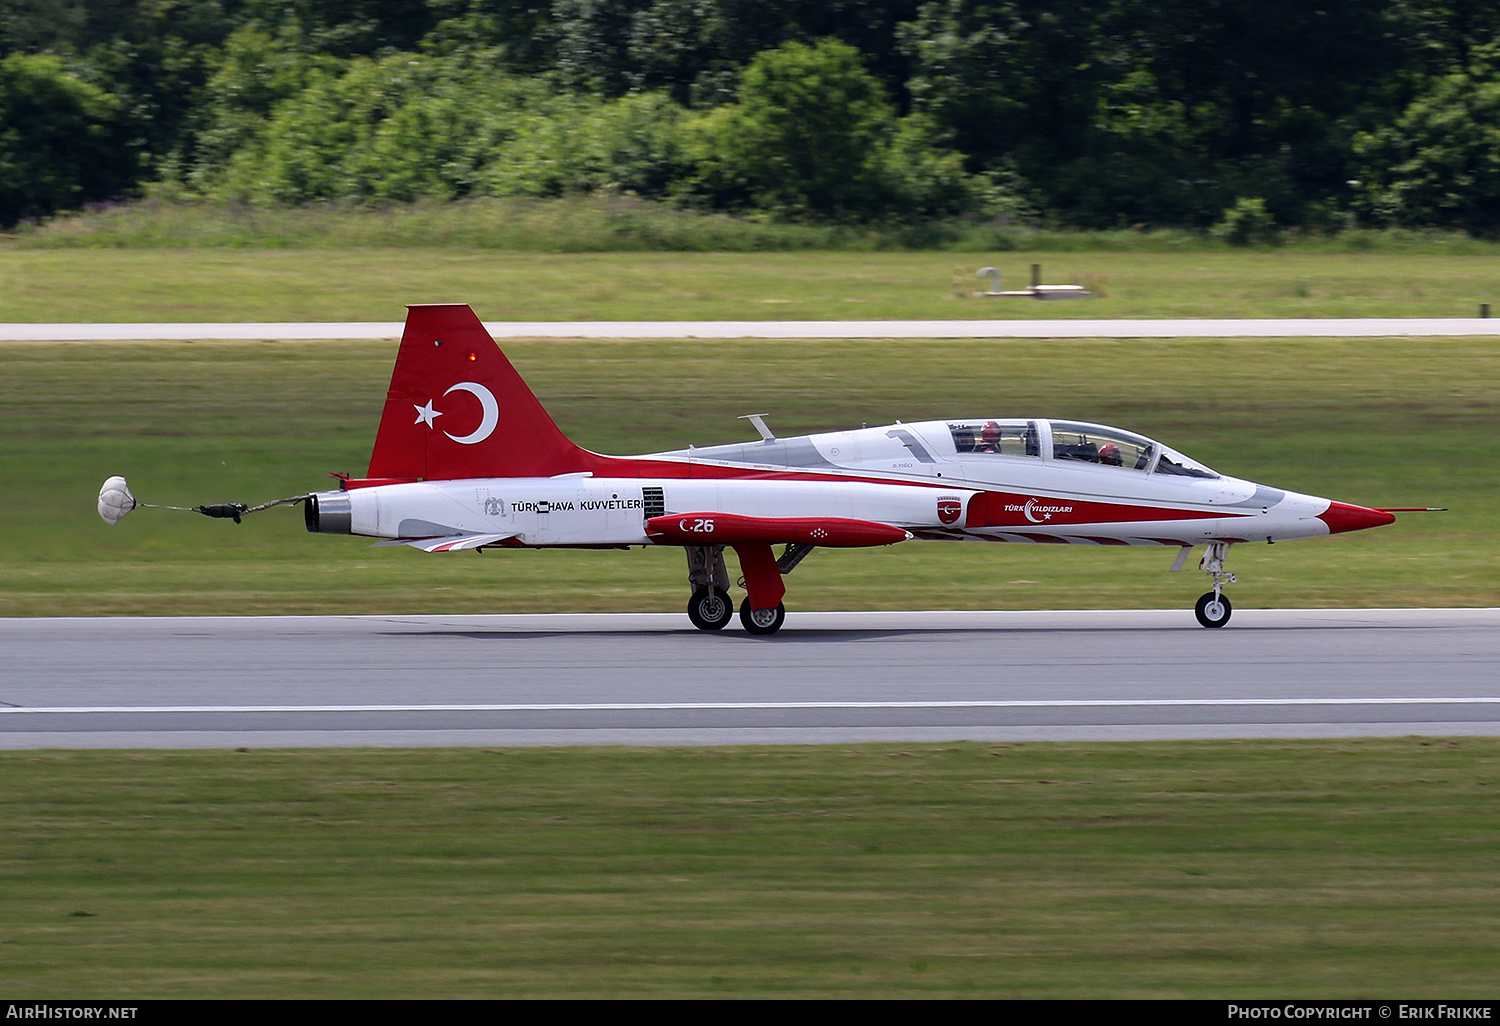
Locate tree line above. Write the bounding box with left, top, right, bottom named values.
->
left=3, top=0, right=1499, bottom=233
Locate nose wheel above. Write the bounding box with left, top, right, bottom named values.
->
left=1195, top=591, right=1232, bottom=628
left=1193, top=542, right=1236, bottom=628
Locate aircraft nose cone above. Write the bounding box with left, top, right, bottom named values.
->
left=1317, top=501, right=1397, bottom=534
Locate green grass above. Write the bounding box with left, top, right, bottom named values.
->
left=1, top=336, right=1492, bottom=617
left=9, top=195, right=1497, bottom=256
left=2, top=740, right=1496, bottom=998
left=3, top=247, right=1500, bottom=321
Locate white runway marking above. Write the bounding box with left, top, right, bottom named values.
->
left=4, top=318, right=1500, bottom=341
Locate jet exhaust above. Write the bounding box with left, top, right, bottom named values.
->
left=304, top=491, right=353, bottom=535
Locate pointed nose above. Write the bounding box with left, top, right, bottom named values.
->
left=1317, top=501, right=1397, bottom=534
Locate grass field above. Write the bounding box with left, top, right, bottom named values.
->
left=1, top=335, right=1492, bottom=617
left=2, top=740, right=1496, bottom=998
left=14, top=195, right=1497, bottom=257
left=3, top=244, right=1495, bottom=999
left=3, top=247, right=1500, bottom=322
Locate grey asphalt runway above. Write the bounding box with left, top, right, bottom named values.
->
left=4, top=318, right=1500, bottom=340
left=2, top=609, right=1496, bottom=749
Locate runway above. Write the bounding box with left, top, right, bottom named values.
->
left=3, top=609, right=1496, bottom=749
left=4, top=318, right=1500, bottom=340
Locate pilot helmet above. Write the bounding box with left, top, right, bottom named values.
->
left=1098, top=443, right=1123, bottom=466
left=980, top=421, right=1002, bottom=444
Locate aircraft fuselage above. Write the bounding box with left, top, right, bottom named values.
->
left=307, top=417, right=1374, bottom=550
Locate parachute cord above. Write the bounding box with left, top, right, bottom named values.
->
left=140, top=494, right=312, bottom=524
left=243, top=494, right=313, bottom=514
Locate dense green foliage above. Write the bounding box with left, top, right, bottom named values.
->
left=3, top=1, right=1499, bottom=233
left=0, top=53, right=130, bottom=220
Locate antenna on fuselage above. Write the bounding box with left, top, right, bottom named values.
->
left=739, top=414, right=776, bottom=442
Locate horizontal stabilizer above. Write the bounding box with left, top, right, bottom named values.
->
left=373, top=532, right=518, bottom=552
left=647, top=513, right=911, bottom=547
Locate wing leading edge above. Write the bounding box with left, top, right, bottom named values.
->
left=372, top=531, right=520, bottom=552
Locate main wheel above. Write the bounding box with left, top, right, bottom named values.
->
left=687, top=587, right=733, bottom=631
left=1194, top=591, right=1232, bottom=628
left=738, top=597, right=786, bottom=636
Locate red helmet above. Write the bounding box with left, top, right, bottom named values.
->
left=980, top=421, right=1002, bottom=443
left=1098, top=443, right=1122, bottom=466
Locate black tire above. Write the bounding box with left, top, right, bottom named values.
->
left=738, top=597, right=786, bottom=636
left=1194, top=591, right=1233, bottom=628
left=687, top=587, right=733, bottom=631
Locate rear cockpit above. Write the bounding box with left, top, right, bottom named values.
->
left=949, top=419, right=1041, bottom=458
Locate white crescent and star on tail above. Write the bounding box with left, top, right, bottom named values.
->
left=412, top=382, right=499, bottom=445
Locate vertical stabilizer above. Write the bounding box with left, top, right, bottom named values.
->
left=367, top=304, right=588, bottom=481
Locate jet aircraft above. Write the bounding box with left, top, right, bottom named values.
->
left=105, top=304, right=1432, bottom=635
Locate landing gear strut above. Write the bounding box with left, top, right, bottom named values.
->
left=684, top=546, right=732, bottom=632
left=1194, top=542, right=1236, bottom=628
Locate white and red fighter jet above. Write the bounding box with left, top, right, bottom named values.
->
left=285, top=303, right=1435, bottom=635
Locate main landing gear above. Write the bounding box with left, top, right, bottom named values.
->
left=739, top=598, right=786, bottom=635
left=1194, top=542, right=1236, bottom=628
left=684, top=543, right=810, bottom=636
left=687, top=586, right=732, bottom=630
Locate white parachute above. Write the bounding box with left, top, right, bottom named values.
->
left=97, top=476, right=137, bottom=525
left=96, top=476, right=308, bottom=526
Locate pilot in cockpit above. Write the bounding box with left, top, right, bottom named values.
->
left=976, top=421, right=1003, bottom=453
left=1098, top=443, right=1123, bottom=467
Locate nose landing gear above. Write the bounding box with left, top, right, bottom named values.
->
left=1194, top=542, right=1236, bottom=628
left=1195, top=590, right=1233, bottom=628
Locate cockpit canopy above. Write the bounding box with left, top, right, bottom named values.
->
left=948, top=419, right=1040, bottom=458
left=948, top=419, right=1218, bottom=479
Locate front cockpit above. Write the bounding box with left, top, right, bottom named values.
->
left=947, top=419, right=1219, bottom=479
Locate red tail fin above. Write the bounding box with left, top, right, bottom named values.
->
left=367, top=304, right=588, bottom=481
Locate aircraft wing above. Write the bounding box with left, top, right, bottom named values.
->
left=372, top=532, right=519, bottom=552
